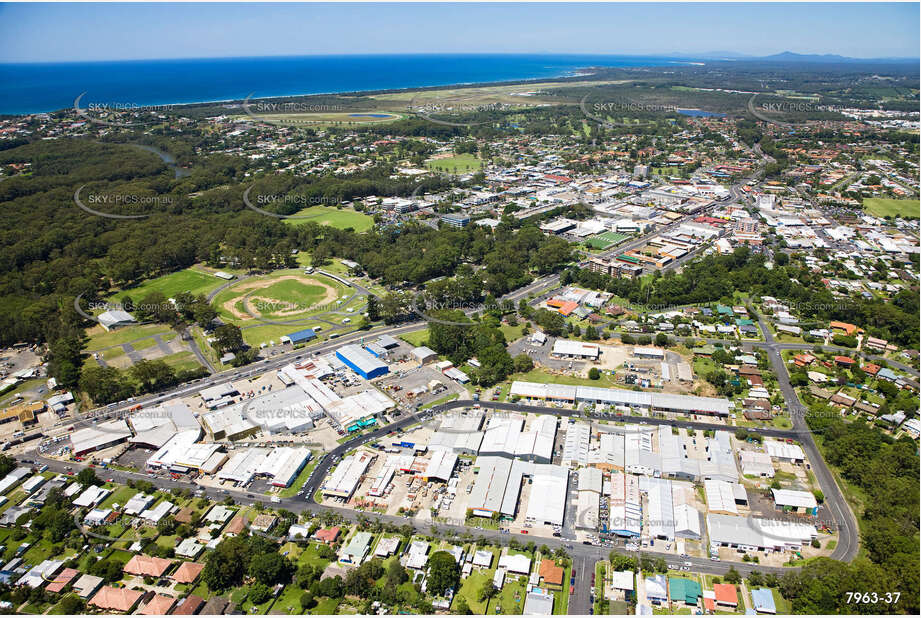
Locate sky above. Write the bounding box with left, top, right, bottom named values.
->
left=0, top=2, right=918, bottom=63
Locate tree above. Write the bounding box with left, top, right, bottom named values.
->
left=248, top=582, right=272, bottom=605
left=724, top=567, right=741, bottom=584
left=249, top=551, right=292, bottom=586
left=299, top=590, right=315, bottom=610
left=202, top=536, right=248, bottom=591
left=427, top=550, right=460, bottom=597
left=213, top=323, right=245, bottom=353
left=513, top=353, right=534, bottom=374
left=748, top=570, right=764, bottom=587
left=366, top=295, right=380, bottom=322
left=76, top=468, right=100, bottom=488
left=654, top=332, right=668, bottom=347
left=478, top=581, right=498, bottom=602
left=588, top=367, right=601, bottom=380
left=58, top=595, right=85, bottom=614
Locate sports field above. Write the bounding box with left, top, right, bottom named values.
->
left=863, top=198, right=919, bottom=218
left=585, top=231, right=629, bottom=250
left=425, top=154, right=482, bottom=174
left=109, top=267, right=228, bottom=303
left=282, top=206, right=374, bottom=232
left=211, top=270, right=351, bottom=326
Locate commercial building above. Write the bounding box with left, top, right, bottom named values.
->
left=739, top=450, right=775, bottom=478
left=764, top=440, right=805, bottom=463
left=609, top=471, right=642, bottom=537
left=129, top=403, right=201, bottom=450
left=97, top=310, right=136, bottom=331
left=509, top=381, right=731, bottom=417
left=323, top=451, right=374, bottom=499
left=284, top=328, right=317, bottom=345
left=525, top=464, right=569, bottom=526
left=707, top=513, right=816, bottom=552
left=551, top=339, right=600, bottom=359
left=562, top=422, right=590, bottom=468
left=423, top=450, right=458, bottom=482
left=576, top=468, right=602, bottom=530
left=71, top=420, right=133, bottom=456
left=336, top=344, right=389, bottom=379
left=771, top=489, right=818, bottom=515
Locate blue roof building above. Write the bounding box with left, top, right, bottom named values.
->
left=751, top=588, right=776, bottom=614
left=336, top=344, right=388, bottom=380
left=286, top=328, right=316, bottom=344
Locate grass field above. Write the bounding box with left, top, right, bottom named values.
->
left=585, top=231, right=629, bottom=250
left=863, top=198, right=919, bottom=218
left=400, top=329, right=430, bottom=347
left=426, top=153, right=482, bottom=174
left=212, top=269, right=351, bottom=326
left=282, top=206, right=375, bottom=232
left=158, top=350, right=203, bottom=373
left=85, top=323, right=172, bottom=351
left=109, top=267, right=227, bottom=303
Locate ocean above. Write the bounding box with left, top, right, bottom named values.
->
left=0, top=53, right=692, bottom=115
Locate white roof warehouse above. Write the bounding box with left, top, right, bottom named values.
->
left=510, top=381, right=731, bottom=416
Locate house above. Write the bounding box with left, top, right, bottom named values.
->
left=175, top=538, right=204, bottom=559
left=339, top=531, right=373, bottom=564
left=123, top=555, right=173, bottom=578
left=472, top=550, right=493, bottom=568
left=314, top=527, right=341, bottom=544
left=713, top=583, right=738, bottom=608
left=403, top=540, right=429, bottom=570
left=250, top=514, right=277, bottom=533
left=200, top=597, right=230, bottom=615
left=538, top=559, right=564, bottom=590
left=44, top=567, right=79, bottom=594
left=669, top=577, right=702, bottom=606
left=89, top=586, right=144, bottom=613
left=498, top=553, right=531, bottom=575
left=140, top=594, right=177, bottom=615
left=173, top=594, right=205, bottom=615
left=224, top=513, right=247, bottom=536
left=523, top=590, right=554, bottom=615
left=834, top=356, right=855, bottom=368
left=645, top=574, right=667, bottom=604
left=829, top=321, right=860, bottom=336
left=751, top=588, right=777, bottom=614
left=73, top=573, right=104, bottom=599
left=792, top=354, right=815, bottom=367
left=172, top=561, right=204, bottom=584
left=374, top=536, right=400, bottom=558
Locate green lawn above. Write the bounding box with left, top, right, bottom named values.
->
left=400, top=329, right=430, bottom=348
left=99, top=485, right=137, bottom=509
left=310, top=597, right=340, bottom=614
left=283, top=206, right=374, bottom=232
left=85, top=323, right=172, bottom=351
left=109, top=267, right=227, bottom=304
left=451, top=562, right=496, bottom=614
left=862, top=198, right=919, bottom=218
left=425, top=153, right=483, bottom=174
left=485, top=572, right=527, bottom=614
left=158, top=350, right=203, bottom=373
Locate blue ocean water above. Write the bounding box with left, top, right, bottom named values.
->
left=0, top=54, right=692, bottom=115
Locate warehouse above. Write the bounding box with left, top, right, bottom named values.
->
left=589, top=432, right=624, bottom=471
left=336, top=344, right=388, bottom=379
left=704, top=479, right=740, bottom=515
left=428, top=411, right=485, bottom=455
left=423, top=450, right=458, bottom=482
left=516, top=415, right=557, bottom=463
left=272, top=448, right=313, bottom=487
left=368, top=464, right=395, bottom=497
left=707, top=513, right=816, bottom=552
left=551, top=339, right=600, bottom=359
left=575, top=468, right=602, bottom=530
left=525, top=464, right=569, bottom=527
left=468, top=456, right=515, bottom=516
left=0, top=468, right=30, bottom=495
left=739, top=450, right=774, bottom=478
left=283, top=328, right=316, bottom=345
left=97, top=309, right=136, bottom=331
left=323, top=451, right=374, bottom=499
left=148, top=434, right=223, bottom=473
left=201, top=406, right=258, bottom=441
left=764, top=440, right=805, bottom=463
left=241, top=387, right=316, bottom=434
left=624, top=428, right=658, bottom=476
left=509, top=381, right=731, bottom=417
left=71, top=420, right=133, bottom=456
left=700, top=432, right=739, bottom=482
left=479, top=414, right=525, bottom=458
left=641, top=476, right=675, bottom=540
left=674, top=503, right=702, bottom=540
left=771, top=489, right=818, bottom=515
left=609, top=472, right=642, bottom=537
left=411, top=346, right=438, bottom=365
left=562, top=422, right=590, bottom=468
left=128, top=403, right=201, bottom=450
left=633, top=347, right=665, bottom=360
left=658, top=426, right=699, bottom=480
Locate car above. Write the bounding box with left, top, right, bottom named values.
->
left=520, top=530, right=528, bottom=534
left=106, top=478, right=114, bottom=483
left=569, top=586, right=574, bottom=595
left=683, top=561, right=692, bottom=567
left=668, top=564, right=678, bottom=570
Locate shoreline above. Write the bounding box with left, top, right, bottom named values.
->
left=3, top=57, right=694, bottom=116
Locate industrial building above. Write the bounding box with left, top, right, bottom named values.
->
left=551, top=339, right=601, bottom=359
left=322, top=450, right=374, bottom=499
left=525, top=464, right=569, bottom=527
left=479, top=413, right=557, bottom=463
left=576, top=468, right=602, bottom=530
left=146, top=432, right=223, bottom=473
left=128, top=403, right=201, bottom=450
left=70, top=420, right=133, bottom=456
left=509, top=381, right=731, bottom=416
left=282, top=328, right=316, bottom=345
left=336, top=344, right=389, bottom=379
left=609, top=472, right=642, bottom=537
left=707, top=513, right=816, bottom=552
